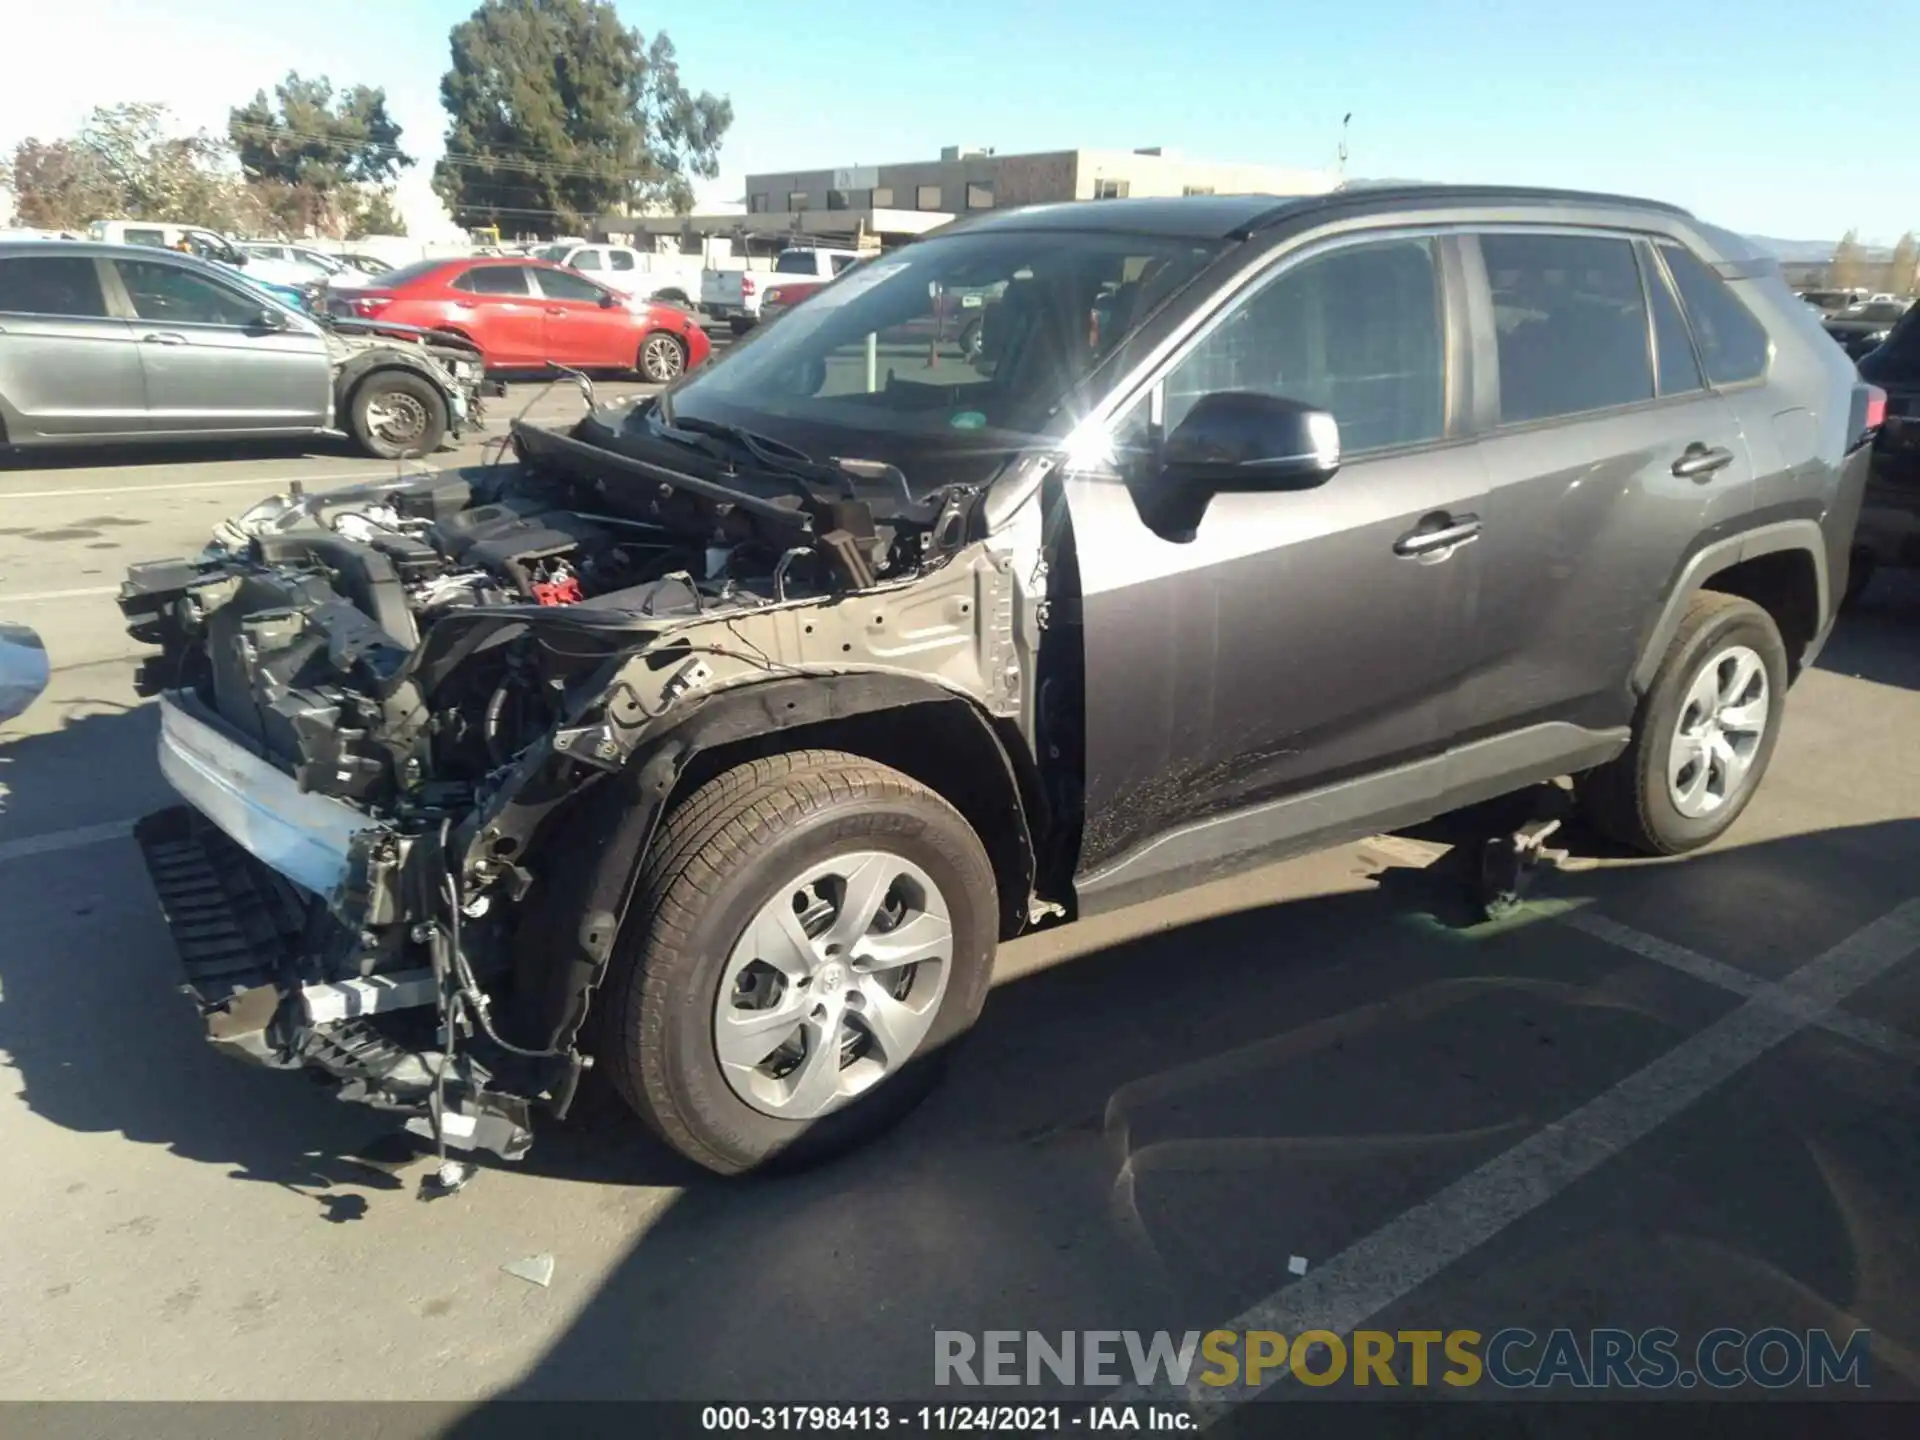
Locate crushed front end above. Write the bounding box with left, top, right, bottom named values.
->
left=119, top=402, right=1018, bottom=1167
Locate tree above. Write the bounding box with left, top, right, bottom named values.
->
left=433, top=0, right=732, bottom=236
left=1885, top=231, right=1918, bottom=297
left=228, top=72, right=412, bottom=236
left=1831, top=229, right=1868, bottom=290
left=3, top=103, right=247, bottom=231
left=346, top=188, right=408, bottom=238
left=1, top=137, right=119, bottom=231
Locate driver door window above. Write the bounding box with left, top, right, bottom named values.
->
left=114, top=259, right=265, bottom=327
left=1161, top=238, right=1446, bottom=455
left=532, top=268, right=608, bottom=302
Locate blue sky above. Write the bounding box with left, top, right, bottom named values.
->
left=4, top=0, right=1911, bottom=243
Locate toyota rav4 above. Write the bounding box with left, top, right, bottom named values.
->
left=120, top=187, right=1877, bottom=1178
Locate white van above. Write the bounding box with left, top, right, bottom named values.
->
left=86, top=220, right=248, bottom=267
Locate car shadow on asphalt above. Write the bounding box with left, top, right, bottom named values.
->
left=469, top=818, right=1920, bottom=1405
left=0, top=436, right=363, bottom=472
left=1817, top=568, right=1920, bottom=692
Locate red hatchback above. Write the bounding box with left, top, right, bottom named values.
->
left=328, top=256, right=710, bottom=383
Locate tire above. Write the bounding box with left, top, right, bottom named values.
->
left=958, top=318, right=983, bottom=361
left=637, top=330, right=688, bottom=384
left=729, top=316, right=754, bottom=336
left=347, top=370, right=447, bottom=459
left=1579, top=592, right=1788, bottom=855
left=599, top=750, right=998, bottom=1175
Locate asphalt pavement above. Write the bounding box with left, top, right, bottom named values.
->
left=2, top=382, right=1919, bottom=1422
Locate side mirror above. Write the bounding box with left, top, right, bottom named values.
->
left=1162, top=391, right=1341, bottom=493
left=255, top=307, right=289, bottom=331
left=598, top=290, right=617, bottom=308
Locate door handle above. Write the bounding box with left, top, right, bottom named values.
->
left=544, top=307, right=566, bottom=316
left=1672, top=442, right=1735, bottom=480
left=142, top=332, right=187, bottom=345
left=1394, top=513, right=1482, bottom=557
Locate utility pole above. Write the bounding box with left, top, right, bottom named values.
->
left=1337, top=113, right=1351, bottom=185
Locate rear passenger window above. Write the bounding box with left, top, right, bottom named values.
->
left=1163, top=237, right=1446, bottom=455
left=0, top=257, right=109, bottom=317
left=1642, top=247, right=1704, bottom=395
left=1657, top=243, right=1771, bottom=386
left=1480, top=233, right=1653, bottom=424
left=453, top=266, right=531, bottom=296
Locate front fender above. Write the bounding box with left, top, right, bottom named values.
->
left=497, top=671, right=1038, bottom=1081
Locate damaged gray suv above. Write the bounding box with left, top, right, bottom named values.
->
left=121, top=187, right=1877, bottom=1177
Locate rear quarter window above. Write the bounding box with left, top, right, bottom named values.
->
left=0, top=256, right=109, bottom=317
left=1657, top=243, right=1772, bottom=386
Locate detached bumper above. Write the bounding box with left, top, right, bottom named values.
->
left=140, top=695, right=536, bottom=1162
left=155, top=692, right=369, bottom=897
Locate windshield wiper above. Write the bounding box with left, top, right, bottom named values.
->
left=654, top=413, right=920, bottom=508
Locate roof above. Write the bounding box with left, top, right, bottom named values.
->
left=935, top=184, right=1695, bottom=241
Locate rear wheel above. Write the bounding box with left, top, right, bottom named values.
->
left=637, top=331, right=688, bottom=384
left=347, top=370, right=447, bottom=459
left=1579, top=593, right=1787, bottom=855
left=598, top=750, right=998, bottom=1175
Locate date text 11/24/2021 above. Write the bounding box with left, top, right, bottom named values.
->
left=700, top=1405, right=1194, bottom=1432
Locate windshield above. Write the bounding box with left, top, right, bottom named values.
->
left=664, top=227, right=1222, bottom=489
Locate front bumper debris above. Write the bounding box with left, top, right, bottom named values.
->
left=136, top=721, right=537, bottom=1164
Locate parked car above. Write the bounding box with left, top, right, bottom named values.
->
left=702, top=247, right=866, bottom=333
left=0, top=621, right=49, bottom=725
left=1799, top=288, right=1870, bottom=315
left=327, top=256, right=710, bottom=382
left=1852, top=304, right=1920, bottom=600
left=527, top=242, right=701, bottom=308
left=238, top=242, right=381, bottom=290
left=333, top=251, right=396, bottom=277
left=0, top=241, right=487, bottom=459
left=1823, top=299, right=1913, bottom=360
left=120, top=186, right=1873, bottom=1180
left=756, top=256, right=880, bottom=324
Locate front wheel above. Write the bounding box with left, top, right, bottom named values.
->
left=598, top=750, right=998, bottom=1175
left=637, top=331, right=688, bottom=383
left=1579, top=592, right=1788, bottom=855
left=347, top=370, right=447, bottom=459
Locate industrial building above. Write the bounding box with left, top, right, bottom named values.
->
left=597, top=144, right=1337, bottom=260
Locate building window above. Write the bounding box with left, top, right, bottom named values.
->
left=966, top=181, right=994, bottom=210
left=870, top=186, right=894, bottom=208
left=826, top=189, right=851, bottom=211
left=1183, top=185, right=1215, bottom=196
left=1094, top=179, right=1131, bottom=199
left=749, top=193, right=769, bottom=214
left=916, top=184, right=942, bottom=210
left=788, top=191, right=810, bottom=212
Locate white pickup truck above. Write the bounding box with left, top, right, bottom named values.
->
left=528, top=243, right=704, bottom=308
left=701, top=247, right=866, bottom=333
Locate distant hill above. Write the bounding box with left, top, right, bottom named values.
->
left=1747, top=235, right=1893, bottom=263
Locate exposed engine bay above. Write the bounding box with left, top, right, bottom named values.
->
left=119, top=403, right=1042, bottom=1172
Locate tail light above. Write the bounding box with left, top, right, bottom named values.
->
left=740, top=274, right=756, bottom=297
left=1866, top=384, right=1888, bottom=431
left=1849, top=383, right=1888, bottom=449
left=348, top=294, right=393, bottom=317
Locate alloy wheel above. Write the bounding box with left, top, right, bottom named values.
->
left=713, top=850, right=954, bottom=1119
left=1666, top=643, right=1770, bottom=818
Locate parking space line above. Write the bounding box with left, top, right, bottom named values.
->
left=1562, top=908, right=1920, bottom=1064
left=0, top=585, right=122, bottom=604
left=0, top=469, right=407, bottom=501
left=1122, top=898, right=1920, bottom=1418
left=0, top=819, right=136, bottom=865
